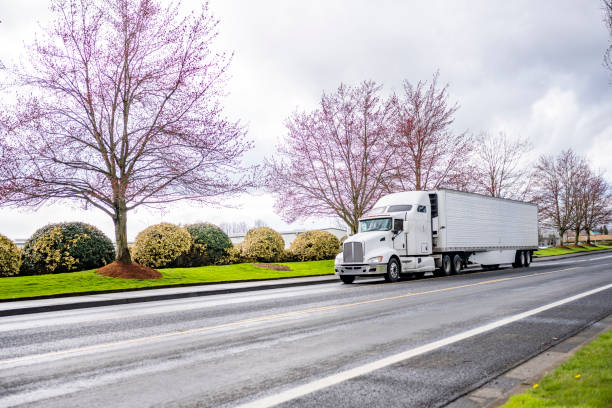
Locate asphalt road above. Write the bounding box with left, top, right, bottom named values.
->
left=1, top=252, right=611, bottom=407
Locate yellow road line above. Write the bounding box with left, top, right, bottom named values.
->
left=0, top=267, right=580, bottom=365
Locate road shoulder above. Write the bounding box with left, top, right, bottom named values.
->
left=448, top=313, right=612, bottom=408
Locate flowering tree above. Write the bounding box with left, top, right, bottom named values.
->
left=533, top=150, right=588, bottom=243
left=267, top=81, right=394, bottom=234
left=386, top=72, right=472, bottom=192
left=582, top=173, right=611, bottom=243
left=0, top=0, right=251, bottom=264
left=472, top=132, right=532, bottom=199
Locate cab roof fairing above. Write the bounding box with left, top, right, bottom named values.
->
left=372, top=191, right=431, bottom=209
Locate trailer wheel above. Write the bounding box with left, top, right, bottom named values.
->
left=524, top=251, right=531, bottom=267
left=512, top=251, right=521, bottom=268
left=384, top=258, right=401, bottom=282
left=340, top=275, right=355, bottom=284
left=451, top=254, right=463, bottom=274
left=513, top=251, right=526, bottom=268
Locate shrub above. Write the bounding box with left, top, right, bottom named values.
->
left=280, top=248, right=296, bottom=262
left=184, top=223, right=232, bottom=266
left=290, top=230, right=341, bottom=261
left=219, top=244, right=247, bottom=265
left=241, top=227, right=285, bottom=263
left=0, top=234, right=21, bottom=276
left=132, top=223, right=192, bottom=268
left=20, top=222, right=115, bottom=275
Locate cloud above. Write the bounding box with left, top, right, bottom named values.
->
left=1, top=0, right=611, bottom=240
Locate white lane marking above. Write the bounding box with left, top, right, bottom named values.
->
left=234, top=283, right=612, bottom=408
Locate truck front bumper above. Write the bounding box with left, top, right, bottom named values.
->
left=335, top=263, right=386, bottom=276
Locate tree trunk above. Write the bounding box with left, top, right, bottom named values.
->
left=586, top=229, right=591, bottom=244
left=574, top=227, right=580, bottom=245
left=113, top=204, right=132, bottom=264
left=558, top=229, right=563, bottom=246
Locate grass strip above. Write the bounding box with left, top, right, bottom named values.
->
left=0, top=260, right=335, bottom=300
left=501, top=328, right=612, bottom=407
left=534, top=244, right=612, bottom=257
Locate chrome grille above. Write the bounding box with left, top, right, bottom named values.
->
left=343, top=242, right=364, bottom=263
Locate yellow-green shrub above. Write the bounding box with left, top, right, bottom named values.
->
left=0, top=234, right=21, bottom=276
left=290, top=230, right=341, bottom=261
left=20, top=222, right=115, bottom=275
left=132, top=223, right=192, bottom=268
left=218, top=244, right=247, bottom=265
left=241, top=227, right=285, bottom=263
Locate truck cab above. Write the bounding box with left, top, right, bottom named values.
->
left=335, top=191, right=436, bottom=283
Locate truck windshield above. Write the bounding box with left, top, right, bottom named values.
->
left=359, top=218, right=392, bottom=233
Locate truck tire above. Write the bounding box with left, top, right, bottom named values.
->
left=512, top=250, right=526, bottom=268
left=384, top=258, right=401, bottom=282
left=524, top=251, right=531, bottom=267
left=434, top=254, right=452, bottom=277
left=451, top=254, right=462, bottom=275
left=340, top=275, right=355, bottom=284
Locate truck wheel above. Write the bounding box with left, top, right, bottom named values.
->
left=524, top=251, right=531, bottom=267
left=513, top=251, right=526, bottom=268
left=436, top=254, right=452, bottom=277
left=512, top=251, right=522, bottom=268
left=384, top=258, right=401, bottom=282
left=451, top=254, right=462, bottom=275
left=340, top=275, right=355, bottom=284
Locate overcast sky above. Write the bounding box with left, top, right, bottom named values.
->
left=1, top=0, right=611, bottom=241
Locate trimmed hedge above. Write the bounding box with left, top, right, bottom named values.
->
left=184, top=223, right=232, bottom=266
left=290, top=230, right=341, bottom=261
left=20, top=222, right=115, bottom=275
left=241, top=227, right=285, bottom=263
left=132, top=223, right=191, bottom=268
left=0, top=234, right=21, bottom=276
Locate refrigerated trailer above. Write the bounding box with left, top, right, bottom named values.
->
left=334, top=189, right=538, bottom=283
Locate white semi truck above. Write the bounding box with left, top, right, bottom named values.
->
left=335, top=189, right=538, bottom=283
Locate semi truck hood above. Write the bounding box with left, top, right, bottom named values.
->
left=345, top=231, right=391, bottom=249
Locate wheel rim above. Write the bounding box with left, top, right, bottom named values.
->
left=520, top=252, right=525, bottom=266
left=526, top=252, right=531, bottom=264
left=390, top=261, right=399, bottom=280
left=454, top=258, right=461, bottom=272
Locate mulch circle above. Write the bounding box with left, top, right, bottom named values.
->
left=97, top=261, right=162, bottom=279
left=253, top=263, right=291, bottom=271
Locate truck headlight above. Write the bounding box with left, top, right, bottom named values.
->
left=367, top=256, right=383, bottom=263
left=335, top=253, right=343, bottom=265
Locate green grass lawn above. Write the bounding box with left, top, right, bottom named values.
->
left=501, top=328, right=612, bottom=407
left=533, top=244, right=612, bottom=257
left=0, top=260, right=335, bottom=300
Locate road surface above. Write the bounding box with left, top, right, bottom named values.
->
left=1, top=252, right=611, bottom=407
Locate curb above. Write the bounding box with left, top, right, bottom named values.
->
left=0, top=276, right=339, bottom=317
